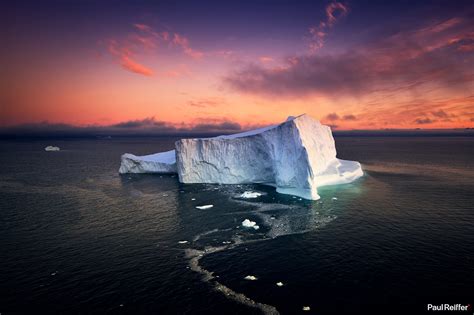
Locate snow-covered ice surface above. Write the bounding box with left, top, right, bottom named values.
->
left=119, top=114, right=363, bottom=200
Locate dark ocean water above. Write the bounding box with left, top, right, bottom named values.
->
left=1, top=136, right=473, bottom=314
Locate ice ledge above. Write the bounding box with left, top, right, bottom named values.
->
left=119, top=114, right=363, bottom=200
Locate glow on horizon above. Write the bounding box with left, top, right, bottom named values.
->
left=1, top=1, right=473, bottom=131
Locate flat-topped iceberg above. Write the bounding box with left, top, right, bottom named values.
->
left=119, top=114, right=363, bottom=200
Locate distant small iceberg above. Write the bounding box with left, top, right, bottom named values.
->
left=45, top=146, right=60, bottom=151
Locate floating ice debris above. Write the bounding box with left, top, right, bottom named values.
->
left=51, top=271, right=57, bottom=276
left=191, top=198, right=196, bottom=201
left=242, top=219, right=260, bottom=230
left=303, top=306, right=311, bottom=311
left=332, top=197, right=338, bottom=200
left=240, top=191, right=262, bottom=199
left=119, top=304, right=124, bottom=307
left=196, top=205, right=213, bottom=210
left=45, top=146, right=60, bottom=151
left=222, top=241, right=232, bottom=244
left=162, top=194, right=169, bottom=197
left=178, top=241, right=188, bottom=244
left=276, top=282, right=284, bottom=287
left=298, top=198, right=302, bottom=201
left=244, top=275, right=258, bottom=281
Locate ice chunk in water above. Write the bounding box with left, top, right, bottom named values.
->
left=196, top=205, right=213, bottom=209
left=244, top=275, right=258, bottom=281
left=242, top=219, right=260, bottom=230
left=240, top=191, right=262, bottom=198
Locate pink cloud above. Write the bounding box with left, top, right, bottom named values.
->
left=107, top=39, right=153, bottom=77
left=172, top=33, right=203, bottom=59
left=325, top=2, right=349, bottom=26
left=259, top=56, right=274, bottom=63
left=308, top=2, right=349, bottom=53
left=120, top=56, right=153, bottom=76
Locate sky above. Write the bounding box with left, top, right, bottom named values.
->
left=1, top=0, right=473, bottom=134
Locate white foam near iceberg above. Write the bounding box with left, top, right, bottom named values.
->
left=240, top=191, right=263, bottom=198
left=119, top=114, right=363, bottom=200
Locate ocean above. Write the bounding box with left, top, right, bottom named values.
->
left=1, top=136, right=473, bottom=314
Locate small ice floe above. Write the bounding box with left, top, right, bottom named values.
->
left=242, top=219, right=260, bottom=230
left=178, top=240, right=188, bottom=244
left=162, top=194, right=169, bottom=197
left=196, top=205, right=213, bottom=210
left=240, top=191, right=262, bottom=199
left=244, top=275, right=258, bottom=281
left=51, top=271, right=57, bottom=276
left=45, top=146, right=60, bottom=151
left=332, top=197, right=338, bottom=200
left=303, top=306, right=311, bottom=311
left=191, top=198, right=196, bottom=201
left=222, top=241, right=232, bottom=244
left=298, top=198, right=302, bottom=201
left=119, top=304, right=124, bottom=307
left=276, top=282, right=284, bottom=287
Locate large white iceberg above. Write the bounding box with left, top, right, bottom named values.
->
left=119, top=114, right=363, bottom=200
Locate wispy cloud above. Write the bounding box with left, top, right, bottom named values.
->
left=225, top=16, right=474, bottom=98
left=308, top=2, right=348, bottom=53
left=107, top=39, right=153, bottom=77
left=103, top=23, right=205, bottom=76
left=187, top=97, right=225, bottom=108
left=259, top=56, right=274, bottom=63
left=414, top=117, right=435, bottom=124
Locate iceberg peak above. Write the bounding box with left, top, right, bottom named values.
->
left=119, top=114, right=363, bottom=200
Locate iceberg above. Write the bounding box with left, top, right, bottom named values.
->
left=119, top=114, right=363, bottom=200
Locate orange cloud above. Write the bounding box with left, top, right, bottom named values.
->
left=120, top=55, right=153, bottom=76
left=107, top=39, right=154, bottom=77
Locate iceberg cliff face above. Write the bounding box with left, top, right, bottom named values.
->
left=119, top=114, right=363, bottom=200
left=119, top=150, right=177, bottom=174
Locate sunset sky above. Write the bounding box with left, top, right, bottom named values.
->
left=1, top=0, right=473, bottom=134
